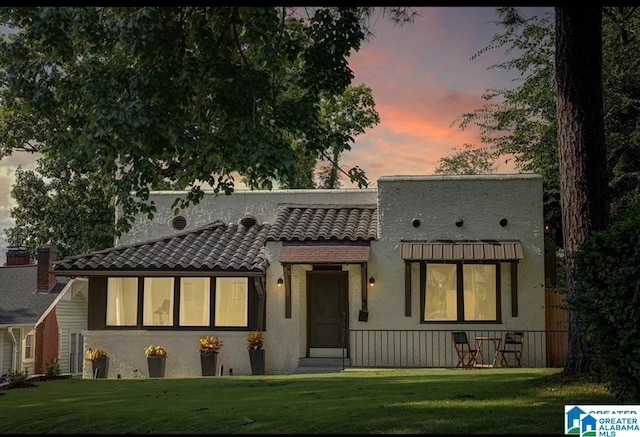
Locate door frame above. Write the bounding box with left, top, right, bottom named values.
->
left=306, top=270, right=349, bottom=358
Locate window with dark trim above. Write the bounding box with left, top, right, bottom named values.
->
left=103, top=275, right=260, bottom=330
left=421, top=261, right=501, bottom=323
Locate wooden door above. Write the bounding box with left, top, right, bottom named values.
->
left=307, top=271, right=348, bottom=352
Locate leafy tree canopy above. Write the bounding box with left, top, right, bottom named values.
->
left=0, top=7, right=377, bottom=235
left=434, top=143, right=498, bottom=175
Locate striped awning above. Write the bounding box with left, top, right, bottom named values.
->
left=401, top=240, right=524, bottom=261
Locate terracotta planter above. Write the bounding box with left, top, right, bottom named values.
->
left=92, top=356, right=109, bottom=379
left=200, top=352, right=218, bottom=376
left=249, top=349, right=265, bottom=375
left=147, top=356, right=166, bottom=378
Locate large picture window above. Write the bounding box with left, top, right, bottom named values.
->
left=180, top=278, right=210, bottom=326
left=215, top=277, right=248, bottom=327
left=106, top=278, right=139, bottom=326
left=144, top=278, right=174, bottom=326
left=424, top=262, right=499, bottom=322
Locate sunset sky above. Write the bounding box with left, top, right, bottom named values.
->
left=0, top=6, right=553, bottom=259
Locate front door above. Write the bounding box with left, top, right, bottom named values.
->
left=307, top=271, right=348, bottom=357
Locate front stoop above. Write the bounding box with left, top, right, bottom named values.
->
left=294, top=357, right=346, bottom=374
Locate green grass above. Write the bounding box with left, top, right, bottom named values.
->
left=0, top=368, right=616, bottom=434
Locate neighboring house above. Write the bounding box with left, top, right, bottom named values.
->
left=51, top=174, right=545, bottom=378
left=0, top=245, right=88, bottom=377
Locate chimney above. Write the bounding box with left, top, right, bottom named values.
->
left=6, top=246, right=31, bottom=266
left=37, top=244, right=58, bottom=292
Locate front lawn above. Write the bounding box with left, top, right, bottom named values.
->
left=0, top=368, right=616, bottom=434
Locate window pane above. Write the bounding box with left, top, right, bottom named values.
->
left=106, top=278, right=138, bottom=326
left=215, top=278, right=248, bottom=327
left=180, top=278, right=210, bottom=326
left=463, top=264, right=497, bottom=321
left=144, top=278, right=174, bottom=326
left=425, top=264, right=457, bottom=321
left=25, top=333, right=34, bottom=359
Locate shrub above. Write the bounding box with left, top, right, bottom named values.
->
left=247, top=331, right=264, bottom=350
left=7, top=369, right=30, bottom=388
left=145, top=345, right=167, bottom=358
left=199, top=335, right=223, bottom=354
left=45, top=359, right=61, bottom=377
left=573, top=201, right=640, bottom=402
left=84, top=348, right=108, bottom=362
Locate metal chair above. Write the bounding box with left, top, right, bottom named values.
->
left=451, top=331, right=478, bottom=368
left=497, top=331, right=524, bottom=367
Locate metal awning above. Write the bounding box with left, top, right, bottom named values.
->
left=279, top=245, right=370, bottom=264
left=401, top=240, right=524, bottom=261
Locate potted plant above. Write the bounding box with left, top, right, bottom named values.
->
left=247, top=331, right=265, bottom=375
left=199, top=335, right=223, bottom=376
left=144, top=344, right=167, bottom=378
left=84, top=348, right=109, bottom=379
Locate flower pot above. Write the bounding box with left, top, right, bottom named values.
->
left=147, top=356, right=166, bottom=378
left=200, top=352, right=218, bottom=376
left=249, top=349, right=265, bottom=375
left=92, top=356, right=109, bottom=379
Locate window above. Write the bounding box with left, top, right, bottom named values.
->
left=215, top=277, right=248, bottom=327
left=24, top=332, right=34, bottom=360
left=106, top=278, right=139, bottom=326
left=144, top=278, right=174, bottom=326
left=180, top=278, right=210, bottom=326
left=424, top=262, right=499, bottom=322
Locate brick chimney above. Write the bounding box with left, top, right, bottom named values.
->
left=37, top=244, right=58, bottom=292
left=6, top=246, right=31, bottom=266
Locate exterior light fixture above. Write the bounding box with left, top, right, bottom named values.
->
left=369, top=277, right=375, bottom=286
left=277, top=277, right=284, bottom=287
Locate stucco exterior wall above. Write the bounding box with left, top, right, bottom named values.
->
left=371, top=174, right=545, bottom=331
left=118, top=188, right=378, bottom=246
left=82, top=174, right=545, bottom=376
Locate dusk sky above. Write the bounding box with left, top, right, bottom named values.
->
left=0, top=6, right=554, bottom=260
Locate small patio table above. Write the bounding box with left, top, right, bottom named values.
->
left=474, top=336, right=502, bottom=368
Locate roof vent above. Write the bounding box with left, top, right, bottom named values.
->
left=240, top=214, right=257, bottom=228
left=172, top=215, right=187, bottom=230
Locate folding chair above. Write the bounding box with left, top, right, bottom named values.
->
left=497, top=331, right=524, bottom=367
left=451, top=331, right=478, bottom=368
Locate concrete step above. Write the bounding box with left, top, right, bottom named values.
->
left=294, top=357, right=346, bottom=374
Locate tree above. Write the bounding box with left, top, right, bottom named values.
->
left=452, top=10, right=561, bottom=244
left=0, top=7, right=372, bottom=235
left=555, top=7, right=609, bottom=374
left=434, top=143, right=498, bottom=175
left=5, top=157, right=116, bottom=259
left=252, top=84, right=380, bottom=189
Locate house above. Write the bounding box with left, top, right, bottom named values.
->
left=51, top=174, right=545, bottom=378
left=0, top=245, right=88, bottom=377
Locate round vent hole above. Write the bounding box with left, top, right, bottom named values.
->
left=172, top=215, right=187, bottom=230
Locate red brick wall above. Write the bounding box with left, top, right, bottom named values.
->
left=35, top=310, right=59, bottom=374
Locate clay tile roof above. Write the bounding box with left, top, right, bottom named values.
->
left=267, top=204, right=378, bottom=241
left=53, top=220, right=271, bottom=274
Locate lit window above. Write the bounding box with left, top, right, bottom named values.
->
left=215, top=277, right=248, bottom=327
left=180, top=278, right=210, bottom=326
left=424, top=263, right=499, bottom=322
left=24, top=333, right=34, bottom=360
left=106, top=278, right=138, bottom=326
left=144, top=278, right=174, bottom=326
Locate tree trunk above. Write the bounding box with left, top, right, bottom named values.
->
left=555, top=7, right=609, bottom=374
